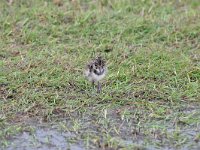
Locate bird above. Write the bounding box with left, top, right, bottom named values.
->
left=84, top=56, right=107, bottom=93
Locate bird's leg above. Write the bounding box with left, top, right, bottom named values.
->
left=92, top=80, right=95, bottom=89
left=97, top=81, right=101, bottom=93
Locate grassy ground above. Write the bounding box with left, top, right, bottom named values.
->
left=0, top=0, right=200, bottom=149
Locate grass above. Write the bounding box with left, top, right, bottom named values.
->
left=0, top=0, right=200, bottom=149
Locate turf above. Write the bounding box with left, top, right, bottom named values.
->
left=0, top=0, right=200, bottom=149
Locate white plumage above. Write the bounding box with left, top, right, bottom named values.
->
left=84, top=68, right=106, bottom=82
